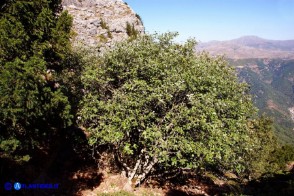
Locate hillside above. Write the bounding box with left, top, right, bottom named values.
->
left=197, top=36, right=294, bottom=59
left=197, top=37, right=294, bottom=144
left=230, top=59, right=294, bottom=144
left=2, top=1, right=294, bottom=196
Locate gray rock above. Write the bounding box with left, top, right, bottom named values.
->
left=88, top=28, right=97, bottom=35
left=89, top=19, right=100, bottom=26
left=62, top=0, right=145, bottom=47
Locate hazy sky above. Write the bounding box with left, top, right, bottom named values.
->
left=124, top=0, right=294, bottom=42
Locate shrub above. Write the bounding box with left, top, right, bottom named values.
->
left=246, top=116, right=280, bottom=178
left=135, top=13, right=143, bottom=25
left=98, top=34, right=108, bottom=43
left=107, top=30, right=113, bottom=39
left=0, top=0, right=74, bottom=161
left=79, top=33, right=264, bottom=186
left=100, top=18, right=108, bottom=29
left=126, top=22, right=139, bottom=39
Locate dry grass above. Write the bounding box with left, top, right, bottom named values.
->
left=79, top=173, right=165, bottom=196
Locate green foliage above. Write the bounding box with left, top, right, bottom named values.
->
left=246, top=116, right=280, bottom=178
left=98, top=34, right=108, bottom=43
left=135, top=13, right=143, bottom=25
left=0, top=0, right=73, bottom=161
left=79, top=33, right=260, bottom=184
left=100, top=18, right=108, bottom=29
left=0, top=138, right=20, bottom=154
left=99, top=18, right=113, bottom=40
left=107, top=30, right=113, bottom=39
left=244, top=115, right=294, bottom=179
left=272, top=144, right=294, bottom=170
left=126, top=22, right=139, bottom=39
left=233, top=59, right=294, bottom=144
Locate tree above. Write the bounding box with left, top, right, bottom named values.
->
left=79, top=32, right=262, bottom=186
left=0, top=0, right=73, bottom=161
left=246, top=116, right=280, bottom=179
left=273, top=144, right=294, bottom=171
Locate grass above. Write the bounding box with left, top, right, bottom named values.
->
left=97, top=191, right=135, bottom=196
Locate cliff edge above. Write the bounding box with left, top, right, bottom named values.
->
left=62, top=0, right=145, bottom=47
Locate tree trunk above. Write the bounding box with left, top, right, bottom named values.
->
left=135, top=156, right=158, bottom=187
left=116, top=149, right=158, bottom=187
left=128, top=158, right=141, bottom=181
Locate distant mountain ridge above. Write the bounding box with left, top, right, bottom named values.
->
left=197, top=36, right=294, bottom=144
left=230, top=36, right=294, bottom=51
left=197, top=36, right=294, bottom=59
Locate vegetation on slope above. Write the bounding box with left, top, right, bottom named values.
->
left=78, top=33, right=283, bottom=187
left=229, top=58, right=294, bottom=144
left=0, top=1, right=293, bottom=194
left=0, top=0, right=78, bottom=161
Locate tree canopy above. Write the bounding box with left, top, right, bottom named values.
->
left=79, top=33, right=264, bottom=186
left=0, top=0, right=73, bottom=161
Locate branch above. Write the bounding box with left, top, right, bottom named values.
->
left=0, top=2, right=9, bottom=12
left=115, top=151, right=131, bottom=177
left=128, top=158, right=141, bottom=181
left=135, top=156, right=158, bottom=187
left=142, top=154, right=150, bottom=169
left=129, top=148, right=145, bottom=181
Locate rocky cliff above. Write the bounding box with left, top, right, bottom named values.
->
left=62, top=0, right=145, bottom=47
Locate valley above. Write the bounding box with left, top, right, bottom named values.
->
left=197, top=37, right=294, bottom=144
left=1, top=1, right=294, bottom=195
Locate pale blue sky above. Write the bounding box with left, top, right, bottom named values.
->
left=124, top=0, right=294, bottom=42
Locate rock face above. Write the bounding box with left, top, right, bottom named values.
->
left=289, top=107, right=294, bottom=124
left=62, top=0, right=145, bottom=47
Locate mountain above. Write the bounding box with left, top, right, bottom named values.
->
left=229, top=58, right=294, bottom=144
left=62, top=0, right=145, bottom=47
left=197, top=36, right=294, bottom=144
left=197, top=36, right=294, bottom=59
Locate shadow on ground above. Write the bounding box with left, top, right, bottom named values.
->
left=242, top=172, right=294, bottom=196
left=1, top=127, right=294, bottom=195
left=151, top=169, right=294, bottom=195
left=0, top=126, right=103, bottom=196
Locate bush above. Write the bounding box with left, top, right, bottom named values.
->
left=79, top=33, right=264, bottom=186
left=135, top=14, right=143, bottom=25
left=0, top=0, right=74, bottom=161
left=246, top=116, right=280, bottom=178
left=101, top=18, right=108, bottom=29
left=126, top=22, right=139, bottom=39
left=107, top=30, right=113, bottom=39
left=98, top=34, right=108, bottom=43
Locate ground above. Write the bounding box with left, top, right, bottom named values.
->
left=1, top=127, right=294, bottom=195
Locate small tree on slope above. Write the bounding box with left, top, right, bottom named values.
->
left=0, top=0, right=73, bottom=161
left=79, top=33, right=261, bottom=186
